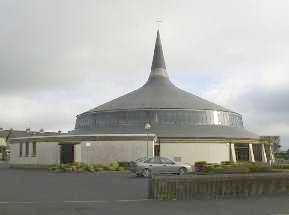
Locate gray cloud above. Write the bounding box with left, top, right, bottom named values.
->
left=0, top=0, right=289, bottom=149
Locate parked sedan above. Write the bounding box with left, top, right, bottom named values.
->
left=129, top=157, right=192, bottom=177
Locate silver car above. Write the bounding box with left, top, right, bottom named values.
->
left=129, top=157, right=193, bottom=177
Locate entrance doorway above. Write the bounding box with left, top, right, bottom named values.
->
left=235, top=144, right=249, bottom=161
left=60, top=144, right=74, bottom=164
left=154, top=144, right=160, bottom=157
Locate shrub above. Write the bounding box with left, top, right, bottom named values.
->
left=206, top=162, right=271, bottom=174
left=47, top=161, right=128, bottom=173
left=110, top=161, right=119, bottom=169
left=221, top=161, right=235, bottom=165
left=195, top=161, right=207, bottom=165
left=102, top=165, right=111, bottom=171
left=118, top=166, right=126, bottom=171
left=223, top=165, right=250, bottom=174
left=273, top=164, right=289, bottom=169
left=48, top=165, right=58, bottom=171
left=240, top=162, right=271, bottom=173
left=118, top=161, right=130, bottom=168
left=210, top=166, right=225, bottom=174
left=95, top=166, right=104, bottom=171
left=87, top=165, right=96, bottom=173
left=64, top=167, right=73, bottom=172
left=195, top=161, right=208, bottom=174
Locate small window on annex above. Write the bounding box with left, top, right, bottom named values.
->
left=19, top=143, right=23, bottom=157
left=32, top=142, right=37, bottom=157
left=25, top=142, right=29, bottom=157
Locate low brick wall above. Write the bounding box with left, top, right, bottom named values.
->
left=148, top=173, right=289, bottom=200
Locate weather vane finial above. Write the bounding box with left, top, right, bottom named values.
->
left=156, top=18, right=163, bottom=30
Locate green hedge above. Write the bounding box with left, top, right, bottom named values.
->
left=195, top=161, right=272, bottom=174
left=48, top=161, right=128, bottom=173
left=273, top=164, right=289, bottom=169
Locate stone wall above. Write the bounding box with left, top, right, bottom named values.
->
left=149, top=173, right=289, bottom=200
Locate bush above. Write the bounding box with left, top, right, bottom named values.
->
left=240, top=162, right=271, bottom=173
left=223, top=165, right=250, bottom=174
left=48, top=165, right=58, bottom=171
left=118, top=166, right=126, bottom=171
left=110, top=161, right=119, bottom=169
left=118, top=161, right=130, bottom=168
left=195, top=161, right=208, bottom=174
left=48, top=161, right=129, bottom=173
left=273, top=164, right=289, bottom=169
left=209, top=166, right=225, bottom=174
left=221, top=161, right=235, bottom=165
left=195, top=161, right=207, bottom=165
left=205, top=162, right=271, bottom=174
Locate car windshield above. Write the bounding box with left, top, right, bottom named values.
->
left=144, top=157, right=161, bottom=164
left=160, top=157, right=175, bottom=164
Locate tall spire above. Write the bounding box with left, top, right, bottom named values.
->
left=151, top=30, right=166, bottom=70
left=148, top=30, right=169, bottom=81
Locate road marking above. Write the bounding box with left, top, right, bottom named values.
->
left=0, top=199, right=151, bottom=205
left=64, top=200, right=109, bottom=204
left=14, top=202, right=35, bottom=204
left=0, top=202, right=36, bottom=205
left=115, top=199, right=150, bottom=202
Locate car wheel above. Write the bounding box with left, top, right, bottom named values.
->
left=178, top=167, right=187, bottom=175
left=142, top=168, right=151, bottom=178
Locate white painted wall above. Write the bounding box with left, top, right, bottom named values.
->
left=9, top=142, right=60, bottom=165
left=80, top=140, right=154, bottom=164
left=160, top=142, right=230, bottom=164
left=10, top=140, right=230, bottom=166
left=74, top=143, right=82, bottom=162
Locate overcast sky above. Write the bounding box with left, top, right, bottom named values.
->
left=0, top=0, right=288, bottom=149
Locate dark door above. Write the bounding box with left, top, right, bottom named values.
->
left=60, top=144, right=74, bottom=164
left=154, top=144, right=160, bottom=156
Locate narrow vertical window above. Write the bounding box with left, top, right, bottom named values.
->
left=25, top=142, right=29, bottom=157
left=19, top=143, right=23, bottom=157
left=32, top=142, right=37, bottom=157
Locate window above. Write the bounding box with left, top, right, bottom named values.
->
left=144, top=157, right=161, bottom=164
left=19, top=143, right=23, bottom=157
left=32, top=142, right=37, bottom=157
left=25, top=142, right=29, bottom=157
left=160, top=157, right=175, bottom=165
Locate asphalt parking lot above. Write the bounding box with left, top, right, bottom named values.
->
left=0, top=167, right=288, bottom=215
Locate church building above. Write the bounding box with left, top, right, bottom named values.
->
left=9, top=31, right=274, bottom=166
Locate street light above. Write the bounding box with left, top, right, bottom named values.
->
left=144, top=122, right=151, bottom=159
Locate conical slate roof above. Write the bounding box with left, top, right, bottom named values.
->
left=91, top=31, right=231, bottom=113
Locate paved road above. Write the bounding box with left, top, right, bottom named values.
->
left=0, top=167, right=288, bottom=215
left=0, top=168, right=148, bottom=202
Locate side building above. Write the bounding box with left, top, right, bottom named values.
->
left=0, top=128, right=59, bottom=161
